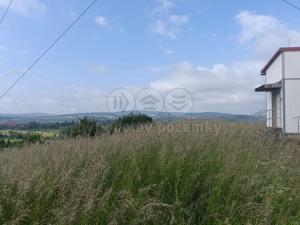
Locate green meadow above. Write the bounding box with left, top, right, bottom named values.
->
left=0, top=122, right=299, bottom=225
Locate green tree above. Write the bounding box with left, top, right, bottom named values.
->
left=64, top=117, right=103, bottom=138
left=109, top=113, right=153, bottom=134
left=24, top=132, right=44, bottom=144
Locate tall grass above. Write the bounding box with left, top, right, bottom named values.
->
left=0, top=121, right=299, bottom=225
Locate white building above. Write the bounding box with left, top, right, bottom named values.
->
left=255, top=47, right=300, bottom=134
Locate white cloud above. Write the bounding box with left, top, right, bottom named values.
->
left=0, top=0, right=46, bottom=16
left=151, top=0, right=188, bottom=38
left=149, top=61, right=264, bottom=114
left=94, top=16, right=109, bottom=28
left=236, top=11, right=300, bottom=56
left=0, top=86, right=107, bottom=114
left=151, top=14, right=189, bottom=38
left=3, top=11, right=300, bottom=114
left=169, top=15, right=188, bottom=24
left=153, top=0, right=175, bottom=15
left=148, top=11, right=300, bottom=114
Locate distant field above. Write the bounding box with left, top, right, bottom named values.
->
left=0, top=138, right=23, bottom=143
left=0, top=129, right=57, bottom=138
left=0, top=112, right=254, bottom=125
left=0, top=122, right=299, bottom=225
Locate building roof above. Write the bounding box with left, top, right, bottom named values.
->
left=261, top=47, right=300, bottom=75
left=255, top=81, right=282, bottom=92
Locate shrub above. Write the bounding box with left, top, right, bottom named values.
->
left=24, top=132, right=44, bottom=144
left=0, top=132, right=45, bottom=149
left=63, top=117, right=103, bottom=138
left=109, top=113, right=153, bottom=134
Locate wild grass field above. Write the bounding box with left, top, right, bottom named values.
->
left=0, top=121, right=299, bottom=225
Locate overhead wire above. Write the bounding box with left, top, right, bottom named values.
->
left=281, top=0, right=300, bottom=11
left=0, top=0, right=13, bottom=26
left=0, top=0, right=99, bottom=100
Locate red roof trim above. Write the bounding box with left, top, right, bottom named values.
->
left=261, top=47, right=300, bottom=75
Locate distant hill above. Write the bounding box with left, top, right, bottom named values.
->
left=0, top=111, right=258, bottom=125
left=0, top=112, right=114, bottom=124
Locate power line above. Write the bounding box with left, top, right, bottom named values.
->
left=0, top=0, right=99, bottom=100
left=281, top=0, right=300, bottom=11
left=0, top=0, right=13, bottom=26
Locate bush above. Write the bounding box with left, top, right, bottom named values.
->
left=24, top=132, right=44, bottom=144
left=0, top=132, right=45, bottom=149
left=109, top=113, right=153, bottom=134
left=62, top=117, right=103, bottom=138
left=0, top=139, right=6, bottom=148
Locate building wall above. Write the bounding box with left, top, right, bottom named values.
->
left=266, top=92, right=272, bottom=128
left=284, top=52, right=300, bottom=79
left=280, top=89, right=284, bottom=129
left=265, top=54, right=283, bottom=128
left=266, top=54, right=283, bottom=84
left=284, top=80, right=300, bottom=133
left=266, top=90, right=283, bottom=129
left=277, top=91, right=283, bottom=128
left=264, top=50, right=300, bottom=134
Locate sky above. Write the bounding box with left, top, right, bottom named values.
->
left=1, top=0, right=300, bottom=114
